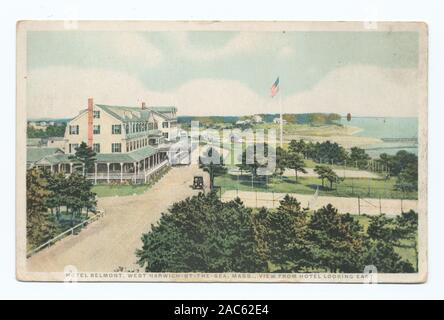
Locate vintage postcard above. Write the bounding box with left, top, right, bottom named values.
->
left=16, top=21, right=428, bottom=283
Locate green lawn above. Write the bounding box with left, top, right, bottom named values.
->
left=215, top=173, right=417, bottom=200
left=92, top=184, right=150, bottom=197
left=92, top=166, right=171, bottom=197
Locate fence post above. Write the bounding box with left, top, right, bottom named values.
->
left=358, top=196, right=361, bottom=216
left=255, top=190, right=258, bottom=208
left=379, top=197, right=382, bottom=214
left=272, top=191, right=275, bottom=208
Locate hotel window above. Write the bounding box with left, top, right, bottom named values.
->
left=125, top=124, right=129, bottom=134
left=93, top=143, right=100, bottom=153
left=163, top=132, right=169, bottom=139
left=112, top=124, right=122, bottom=134
left=126, top=143, right=129, bottom=152
left=69, top=143, right=79, bottom=154
left=112, top=143, right=122, bottom=153
left=93, top=125, right=100, bottom=134
left=93, top=110, right=100, bottom=119
left=162, top=122, right=169, bottom=128
left=148, top=122, right=154, bottom=130
left=69, top=125, right=79, bottom=135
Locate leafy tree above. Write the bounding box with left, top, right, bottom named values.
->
left=308, top=204, right=365, bottom=272
left=45, top=124, right=67, bottom=137
left=136, top=192, right=267, bottom=272
left=253, top=195, right=311, bottom=272
left=27, top=123, right=66, bottom=138
left=274, top=146, right=288, bottom=176
left=395, top=162, right=418, bottom=192
left=314, top=165, right=341, bottom=189
left=367, top=214, right=399, bottom=245
left=199, top=147, right=227, bottom=190
left=288, top=139, right=306, bottom=156
left=395, top=210, right=418, bottom=270
left=63, top=173, right=97, bottom=225
left=325, top=168, right=341, bottom=190
left=285, top=152, right=307, bottom=182
left=314, top=140, right=348, bottom=164
left=349, top=147, right=371, bottom=169
left=362, top=241, right=415, bottom=273
left=314, top=165, right=329, bottom=188
left=238, top=143, right=272, bottom=178
left=26, top=168, right=58, bottom=248
left=44, top=172, right=67, bottom=221
left=364, top=213, right=415, bottom=272
left=69, top=142, right=96, bottom=176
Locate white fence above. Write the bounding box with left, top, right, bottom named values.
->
left=26, top=209, right=105, bottom=258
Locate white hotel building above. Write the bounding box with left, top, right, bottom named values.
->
left=27, top=98, right=181, bottom=184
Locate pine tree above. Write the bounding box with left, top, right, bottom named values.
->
left=253, top=195, right=311, bottom=272
left=69, top=141, right=96, bottom=176
left=308, top=204, right=365, bottom=273
left=136, top=192, right=267, bottom=273
left=285, top=151, right=307, bottom=182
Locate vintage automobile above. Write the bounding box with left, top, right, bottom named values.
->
left=192, top=176, right=204, bottom=189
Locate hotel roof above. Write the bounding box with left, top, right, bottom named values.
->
left=27, top=147, right=64, bottom=163
left=95, top=104, right=176, bottom=123
left=34, top=145, right=158, bottom=165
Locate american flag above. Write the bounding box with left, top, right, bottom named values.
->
left=270, top=77, right=279, bottom=97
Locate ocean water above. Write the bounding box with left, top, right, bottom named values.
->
left=339, top=117, right=418, bottom=157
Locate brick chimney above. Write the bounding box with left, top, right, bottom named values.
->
left=141, top=101, right=147, bottom=110
left=87, top=98, right=93, bottom=147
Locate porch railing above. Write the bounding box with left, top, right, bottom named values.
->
left=84, top=159, right=170, bottom=182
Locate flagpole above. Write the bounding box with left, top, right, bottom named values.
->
left=279, top=87, right=283, bottom=148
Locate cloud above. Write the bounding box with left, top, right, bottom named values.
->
left=170, top=32, right=283, bottom=62
left=283, top=65, right=421, bottom=117
left=27, top=65, right=421, bottom=119
left=27, top=67, right=149, bottom=118
left=104, top=32, right=163, bottom=68
left=29, top=32, right=163, bottom=71
left=26, top=66, right=266, bottom=118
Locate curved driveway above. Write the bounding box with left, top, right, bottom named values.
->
left=27, top=165, right=208, bottom=272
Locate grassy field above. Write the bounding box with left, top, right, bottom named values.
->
left=92, top=184, right=151, bottom=197
left=215, top=173, right=417, bottom=200
left=92, top=166, right=171, bottom=197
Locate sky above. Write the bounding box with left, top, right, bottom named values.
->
left=26, top=30, right=421, bottom=118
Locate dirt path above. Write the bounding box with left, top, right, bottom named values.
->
left=222, top=190, right=417, bottom=216
left=283, top=167, right=381, bottom=179
left=27, top=165, right=209, bottom=272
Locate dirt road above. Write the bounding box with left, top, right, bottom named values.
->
left=27, top=165, right=208, bottom=272
left=283, top=167, right=381, bottom=179
left=221, top=190, right=417, bottom=216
